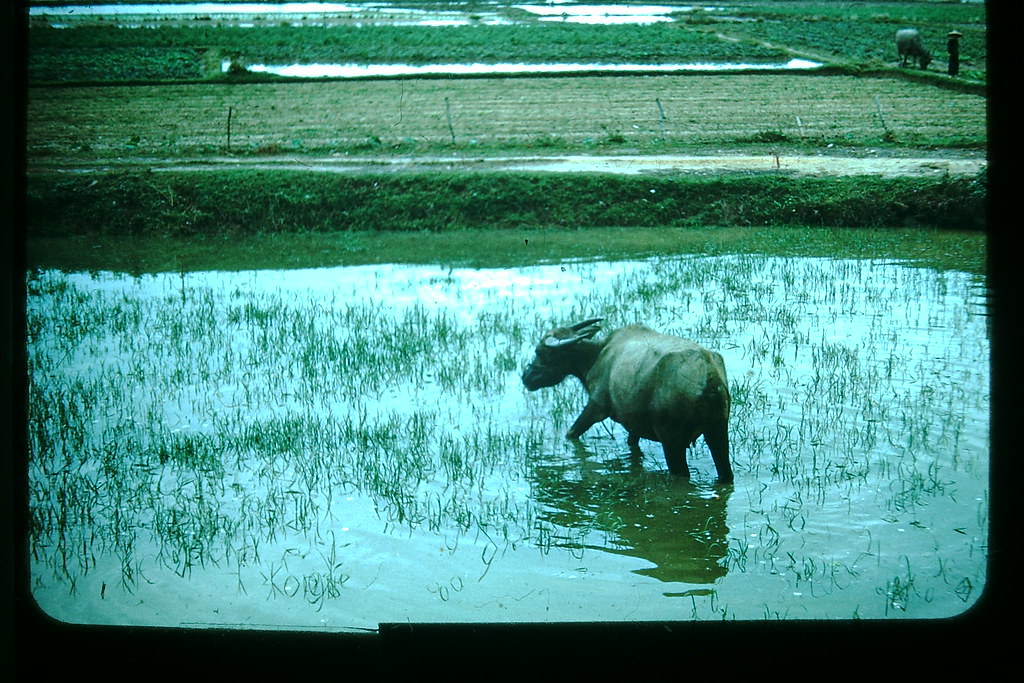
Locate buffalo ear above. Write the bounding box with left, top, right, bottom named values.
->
left=542, top=335, right=576, bottom=348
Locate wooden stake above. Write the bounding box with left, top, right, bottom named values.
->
left=873, top=96, right=890, bottom=134
left=226, top=106, right=234, bottom=152
left=655, top=98, right=667, bottom=136
left=445, top=97, right=456, bottom=144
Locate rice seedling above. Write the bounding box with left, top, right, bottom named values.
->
left=26, top=250, right=988, bottom=627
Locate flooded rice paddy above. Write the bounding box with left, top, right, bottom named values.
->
left=27, top=254, right=989, bottom=629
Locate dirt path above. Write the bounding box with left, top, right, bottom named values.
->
left=31, top=152, right=986, bottom=178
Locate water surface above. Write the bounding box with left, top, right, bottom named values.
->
left=238, top=58, right=822, bottom=78
left=27, top=255, right=989, bottom=628
left=28, top=2, right=517, bottom=27
left=29, top=2, right=728, bottom=26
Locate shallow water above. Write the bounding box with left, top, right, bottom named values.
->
left=26, top=255, right=989, bottom=628
left=28, top=2, right=516, bottom=27
left=29, top=2, right=722, bottom=22
left=238, top=58, right=821, bottom=78
left=28, top=2, right=724, bottom=27
left=30, top=2, right=370, bottom=11
left=514, top=4, right=686, bottom=24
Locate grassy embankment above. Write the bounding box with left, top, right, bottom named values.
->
left=26, top=170, right=986, bottom=273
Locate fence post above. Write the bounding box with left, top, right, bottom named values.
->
left=444, top=97, right=456, bottom=145
left=226, top=106, right=234, bottom=152
left=873, top=96, right=890, bottom=136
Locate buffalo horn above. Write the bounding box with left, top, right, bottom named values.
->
left=543, top=318, right=603, bottom=347
left=570, top=318, right=604, bottom=331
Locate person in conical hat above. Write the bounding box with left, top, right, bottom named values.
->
left=947, top=30, right=963, bottom=77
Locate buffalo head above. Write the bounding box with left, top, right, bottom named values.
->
left=521, top=318, right=603, bottom=391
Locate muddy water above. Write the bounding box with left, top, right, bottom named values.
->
left=27, top=255, right=989, bottom=629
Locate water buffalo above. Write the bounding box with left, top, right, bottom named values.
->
left=522, top=319, right=733, bottom=483
left=895, top=28, right=932, bottom=69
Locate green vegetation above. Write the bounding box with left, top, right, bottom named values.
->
left=676, top=1, right=988, bottom=84
left=27, top=169, right=987, bottom=237
left=26, top=168, right=987, bottom=277
left=24, top=223, right=987, bottom=276
left=710, top=17, right=985, bottom=80
left=26, top=1, right=987, bottom=85
left=725, top=1, right=985, bottom=24
left=28, top=22, right=794, bottom=84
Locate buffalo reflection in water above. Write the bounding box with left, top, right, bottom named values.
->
left=529, top=439, right=731, bottom=585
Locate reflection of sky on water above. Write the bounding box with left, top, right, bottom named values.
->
left=60, top=256, right=984, bottom=343
left=30, top=3, right=724, bottom=18
left=30, top=2, right=740, bottom=27
left=514, top=4, right=727, bottom=24
left=239, top=59, right=822, bottom=78
left=30, top=3, right=433, bottom=15
left=28, top=2, right=516, bottom=26
left=61, top=260, right=627, bottom=328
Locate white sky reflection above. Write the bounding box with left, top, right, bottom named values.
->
left=240, top=59, right=822, bottom=78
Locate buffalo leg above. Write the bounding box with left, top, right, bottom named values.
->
left=566, top=401, right=608, bottom=440
left=659, top=440, right=690, bottom=477
left=627, top=431, right=641, bottom=450
left=704, top=427, right=733, bottom=483
left=626, top=432, right=644, bottom=471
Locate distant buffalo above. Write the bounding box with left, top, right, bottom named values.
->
left=896, top=28, right=932, bottom=69
left=522, top=319, right=733, bottom=483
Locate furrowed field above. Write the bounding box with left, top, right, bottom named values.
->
left=21, top=1, right=994, bottom=645
left=27, top=73, right=986, bottom=160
